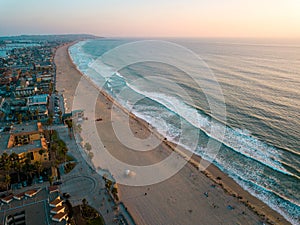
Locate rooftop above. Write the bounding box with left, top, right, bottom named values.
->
left=27, top=94, right=48, bottom=105
left=13, top=192, right=25, bottom=200
left=52, top=212, right=68, bottom=222
left=1, top=194, right=13, bottom=203
left=50, top=196, right=63, bottom=206
left=25, top=189, right=40, bottom=197
left=50, top=205, right=65, bottom=213
left=0, top=122, right=47, bottom=155
left=48, top=185, right=59, bottom=193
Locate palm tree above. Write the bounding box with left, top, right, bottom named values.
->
left=1, top=152, right=11, bottom=175
left=17, top=114, right=22, bottom=124
left=62, top=146, right=68, bottom=163
left=4, top=174, right=11, bottom=193
left=84, top=143, right=92, bottom=151
left=26, top=152, right=32, bottom=163
left=29, top=111, right=34, bottom=121
left=38, top=149, right=46, bottom=162
left=58, top=111, right=63, bottom=124
left=10, top=153, right=22, bottom=183
left=82, top=198, right=88, bottom=206
left=22, top=162, right=30, bottom=182
left=34, top=161, right=42, bottom=177
left=47, top=116, right=53, bottom=126
left=48, top=176, right=53, bottom=186
left=14, top=161, right=22, bottom=184
left=35, top=108, right=39, bottom=120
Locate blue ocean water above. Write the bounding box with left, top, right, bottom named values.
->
left=69, top=38, right=300, bottom=224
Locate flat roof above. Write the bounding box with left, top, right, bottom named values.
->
left=27, top=94, right=48, bottom=104
left=11, top=122, right=41, bottom=134
left=48, top=186, right=59, bottom=193
left=51, top=205, right=65, bottom=212
left=25, top=189, right=40, bottom=197
left=52, top=212, right=67, bottom=221
left=1, top=122, right=46, bottom=155
left=1, top=194, right=13, bottom=203
left=50, top=197, right=63, bottom=206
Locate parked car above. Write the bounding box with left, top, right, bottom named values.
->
left=53, top=181, right=62, bottom=185
left=38, top=176, right=43, bottom=183
left=22, top=181, right=27, bottom=187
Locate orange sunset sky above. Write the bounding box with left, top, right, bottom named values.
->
left=0, top=0, right=299, bottom=38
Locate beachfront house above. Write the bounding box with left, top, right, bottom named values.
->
left=5, top=122, right=49, bottom=163
left=49, top=196, right=63, bottom=208
left=52, top=212, right=68, bottom=222
left=27, top=94, right=49, bottom=119
left=50, top=206, right=65, bottom=214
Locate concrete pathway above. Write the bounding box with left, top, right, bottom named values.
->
left=55, top=125, right=131, bottom=225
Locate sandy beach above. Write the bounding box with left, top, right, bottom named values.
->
left=55, top=42, right=290, bottom=225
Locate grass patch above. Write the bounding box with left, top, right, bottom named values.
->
left=66, top=154, right=75, bottom=162
left=87, top=217, right=105, bottom=225
left=50, top=130, right=69, bottom=163
left=64, top=162, right=76, bottom=174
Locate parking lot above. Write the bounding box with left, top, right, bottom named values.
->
left=0, top=188, right=59, bottom=225
left=49, top=94, right=65, bottom=124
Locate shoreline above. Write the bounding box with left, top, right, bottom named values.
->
left=56, top=41, right=290, bottom=225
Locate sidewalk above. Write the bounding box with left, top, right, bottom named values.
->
left=56, top=125, right=134, bottom=225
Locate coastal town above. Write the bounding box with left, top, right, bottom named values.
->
left=0, top=34, right=292, bottom=225
left=0, top=35, right=133, bottom=225
left=1, top=1, right=299, bottom=224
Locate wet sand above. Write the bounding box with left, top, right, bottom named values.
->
left=55, top=42, right=290, bottom=225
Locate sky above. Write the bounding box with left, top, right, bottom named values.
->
left=0, top=0, right=299, bottom=38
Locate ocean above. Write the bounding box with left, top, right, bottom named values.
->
left=69, top=38, right=300, bottom=224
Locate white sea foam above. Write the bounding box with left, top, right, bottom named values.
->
left=124, top=81, right=292, bottom=176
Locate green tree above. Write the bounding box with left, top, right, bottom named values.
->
left=5, top=174, right=11, bottom=192
left=22, top=161, right=32, bottom=182
left=26, top=152, right=32, bottom=163
left=65, top=119, right=73, bottom=138
left=34, top=161, right=42, bottom=177
left=88, top=152, right=94, bottom=160
left=10, top=153, right=22, bottom=183
left=84, top=143, right=92, bottom=151
left=38, top=149, right=46, bottom=162
left=1, top=152, right=11, bottom=175
left=15, top=161, right=22, bottom=183
left=48, top=176, right=53, bottom=186
left=62, top=146, right=68, bottom=163
left=17, top=114, right=23, bottom=124
left=59, top=111, right=63, bottom=123
left=29, top=111, right=34, bottom=120
left=82, top=198, right=88, bottom=206
left=47, top=116, right=53, bottom=126
left=35, top=108, right=40, bottom=120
